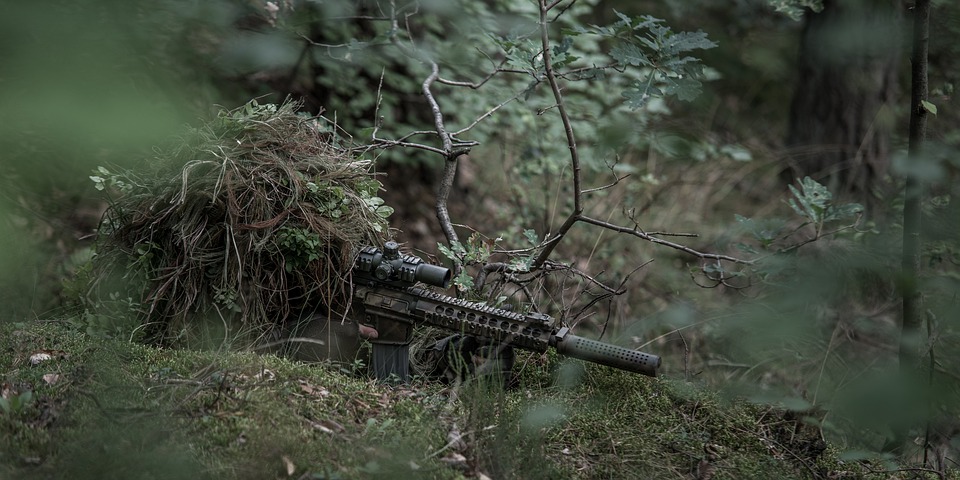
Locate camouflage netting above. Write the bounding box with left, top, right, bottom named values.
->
left=88, top=100, right=391, bottom=345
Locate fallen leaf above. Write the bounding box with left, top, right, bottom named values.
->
left=298, top=380, right=329, bottom=397
left=446, top=424, right=466, bottom=452
left=439, top=453, right=468, bottom=470
left=311, top=418, right=345, bottom=434
left=42, top=374, right=61, bottom=385
left=281, top=455, right=295, bottom=476
left=28, top=349, right=67, bottom=366
left=29, top=353, right=53, bottom=365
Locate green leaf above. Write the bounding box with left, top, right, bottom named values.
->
left=453, top=270, right=474, bottom=292
left=660, top=30, right=717, bottom=56
left=921, top=99, right=938, bottom=116
left=375, top=205, right=394, bottom=218
left=622, top=86, right=652, bottom=110
left=437, top=243, right=456, bottom=262
left=609, top=43, right=650, bottom=67
left=661, top=75, right=703, bottom=102
left=787, top=177, right=832, bottom=222
left=438, top=241, right=466, bottom=263
left=509, top=255, right=534, bottom=273
left=720, top=144, right=753, bottom=162
left=522, top=229, right=539, bottom=245
left=613, top=10, right=633, bottom=28
left=825, top=202, right=864, bottom=222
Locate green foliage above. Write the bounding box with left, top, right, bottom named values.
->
left=731, top=177, right=864, bottom=264
left=767, top=0, right=824, bottom=21
left=0, top=390, right=33, bottom=416
left=277, top=226, right=325, bottom=273
left=89, top=166, right=134, bottom=194
left=437, top=233, right=493, bottom=293
left=787, top=176, right=863, bottom=225
left=437, top=230, right=541, bottom=296
left=570, top=12, right=718, bottom=109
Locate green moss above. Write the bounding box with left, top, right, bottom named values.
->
left=0, top=321, right=934, bottom=479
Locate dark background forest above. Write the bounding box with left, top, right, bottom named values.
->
left=3, top=0, right=960, bottom=478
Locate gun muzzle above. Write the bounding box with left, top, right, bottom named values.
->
left=552, top=328, right=660, bottom=377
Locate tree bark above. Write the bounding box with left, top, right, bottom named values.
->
left=783, top=0, right=902, bottom=213
left=901, top=0, right=929, bottom=376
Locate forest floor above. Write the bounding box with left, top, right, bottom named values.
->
left=0, top=320, right=940, bottom=480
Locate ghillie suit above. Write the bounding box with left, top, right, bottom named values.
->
left=85, top=101, right=391, bottom=349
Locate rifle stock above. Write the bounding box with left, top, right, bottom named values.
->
left=352, top=242, right=661, bottom=381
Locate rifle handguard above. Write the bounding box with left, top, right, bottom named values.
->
left=552, top=328, right=660, bottom=377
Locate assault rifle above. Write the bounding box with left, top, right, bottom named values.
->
left=352, top=241, right=660, bottom=381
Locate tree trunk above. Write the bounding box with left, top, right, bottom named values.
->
left=783, top=0, right=902, bottom=213
left=901, top=0, right=929, bottom=380
left=881, top=0, right=929, bottom=456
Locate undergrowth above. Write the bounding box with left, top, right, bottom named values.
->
left=1, top=320, right=925, bottom=480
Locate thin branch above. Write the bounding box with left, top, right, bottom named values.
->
left=423, top=63, right=453, bottom=154
left=422, top=61, right=462, bottom=248
left=368, top=139, right=448, bottom=156
left=545, top=0, right=571, bottom=13
left=436, top=59, right=508, bottom=89
left=582, top=173, right=630, bottom=194
left=578, top=215, right=751, bottom=264
left=531, top=0, right=583, bottom=269
left=451, top=89, right=529, bottom=137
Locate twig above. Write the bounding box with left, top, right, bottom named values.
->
left=451, top=89, right=529, bottom=137
left=679, top=330, right=690, bottom=382
left=578, top=215, right=750, bottom=264
left=436, top=59, right=507, bottom=89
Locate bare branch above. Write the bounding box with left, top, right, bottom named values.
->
left=436, top=59, right=508, bottom=89
left=545, top=0, right=572, bottom=13
left=531, top=0, right=583, bottom=269
left=421, top=61, right=464, bottom=248
left=578, top=215, right=752, bottom=264
left=582, top=173, right=630, bottom=194
left=451, top=89, right=528, bottom=137
left=423, top=63, right=454, bottom=153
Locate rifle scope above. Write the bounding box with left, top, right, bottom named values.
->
left=356, top=241, right=451, bottom=288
